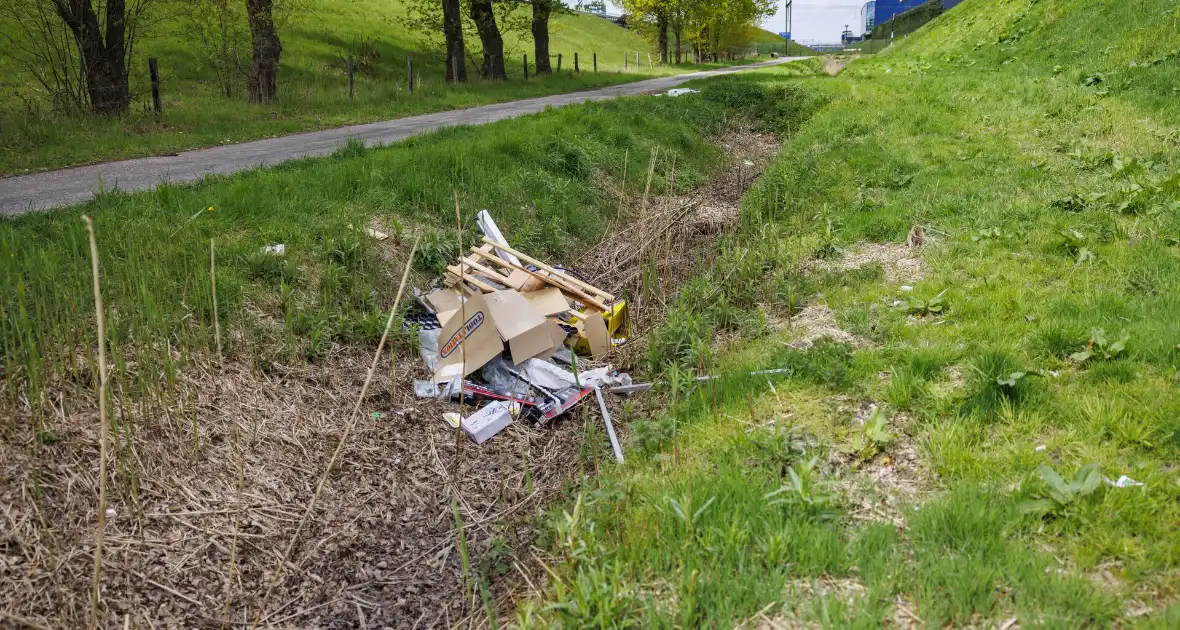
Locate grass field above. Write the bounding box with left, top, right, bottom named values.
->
left=521, top=0, right=1180, bottom=626
left=0, top=0, right=774, bottom=175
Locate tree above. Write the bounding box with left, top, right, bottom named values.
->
left=179, top=0, right=250, bottom=97
left=469, top=0, right=505, bottom=79
left=0, top=0, right=155, bottom=114
left=443, top=0, right=467, bottom=82
left=245, top=0, right=281, bottom=103
left=531, top=0, right=553, bottom=74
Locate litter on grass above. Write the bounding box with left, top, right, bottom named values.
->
left=406, top=211, right=634, bottom=445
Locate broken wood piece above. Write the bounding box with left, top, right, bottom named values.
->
left=445, top=266, right=498, bottom=293
left=467, top=246, right=608, bottom=312
left=480, top=236, right=615, bottom=301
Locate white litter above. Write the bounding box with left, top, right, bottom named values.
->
left=900, top=285, right=913, bottom=292
left=476, top=210, right=521, bottom=267
left=1035, top=444, right=1047, bottom=452
left=665, top=88, right=700, bottom=97
left=1104, top=475, right=1144, bottom=488
left=261, top=244, right=285, bottom=255
left=462, top=401, right=512, bottom=444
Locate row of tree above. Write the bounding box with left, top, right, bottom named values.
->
left=620, top=0, right=775, bottom=63
left=0, top=0, right=286, bottom=114
left=0, top=0, right=568, bottom=115
left=1, top=0, right=773, bottom=117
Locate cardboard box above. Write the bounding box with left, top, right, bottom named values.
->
left=462, top=401, right=512, bottom=444
left=484, top=290, right=558, bottom=364
left=522, top=287, right=572, bottom=316
left=434, top=292, right=503, bottom=382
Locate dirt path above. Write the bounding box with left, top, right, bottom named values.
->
left=0, top=58, right=805, bottom=217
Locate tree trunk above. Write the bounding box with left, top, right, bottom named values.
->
left=470, top=0, right=505, bottom=79
left=674, top=26, right=682, bottom=64
left=531, top=0, right=552, bottom=74
left=443, top=0, right=467, bottom=82
left=52, top=0, right=131, bottom=114
left=246, top=0, right=281, bottom=104
left=656, top=13, right=669, bottom=64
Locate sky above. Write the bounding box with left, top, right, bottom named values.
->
left=571, top=1, right=867, bottom=46
left=761, top=1, right=870, bottom=44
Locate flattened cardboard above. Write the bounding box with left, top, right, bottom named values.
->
left=580, top=310, right=611, bottom=357
left=434, top=292, right=503, bottom=381
left=522, top=287, right=572, bottom=316
left=484, top=290, right=556, bottom=364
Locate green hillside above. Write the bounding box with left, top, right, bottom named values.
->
left=0, top=1, right=755, bottom=174
left=523, top=0, right=1180, bottom=626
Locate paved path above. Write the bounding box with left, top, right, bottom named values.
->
left=0, top=58, right=802, bottom=217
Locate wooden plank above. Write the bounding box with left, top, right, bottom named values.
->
left=467, top=247, right=607, bottom=312
left=446, top=265, right=498, bottom=293
left=480, top=236, right=615, bottom=301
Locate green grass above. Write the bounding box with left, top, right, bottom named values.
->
left=0, top=0, right=773, bottom=174
left=521, top=0, right=1180, bottom=626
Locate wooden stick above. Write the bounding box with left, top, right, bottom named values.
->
left=445, top=265, right=498, bottom=293
left=251, top=237, right=420, bottom=629
left=83, top=216, right=109, bottom=630
left=479, top=236, right=615, bottom=301
left=467, top=247, right=606, bottom=311
left=211, top=239, right=222, bottom=365
left=641, top=148, right=657, bottom=217
left=618, top=149, right=629, bottom=216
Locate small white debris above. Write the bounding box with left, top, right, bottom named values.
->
left=665, top=88, right=700, bottom=97
left=743, top=160, right=755, bottom=166
left=900, top=285, right=913, bottom=292
left=261, top=244, right=285, bottom=255
left=1035, top=444, right=1047, bottom=452
left=105, top=508, right=117, bottom=518
left=1104, top=475, right=1144, bottom=488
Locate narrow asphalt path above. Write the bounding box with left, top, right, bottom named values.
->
left=0, top=58, right=803, bottom=217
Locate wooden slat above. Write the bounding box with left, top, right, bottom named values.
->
left=445, top=266, right=497, bottom=293
left=480, top=236, right=615, bottom=301
left=467, top=247, right=607, bottom=312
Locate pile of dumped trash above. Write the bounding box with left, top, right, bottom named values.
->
left=408, top=212, right=641, bottom=460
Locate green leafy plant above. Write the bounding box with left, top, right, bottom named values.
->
left=896, top=292, right=945, bottom=316
left=994, top=370, right=1043, bottom=389
left=838, top=406, right=895, bottom=460
left=764, top=457, right=839, bottom=521
left=1052, top=192, right=1105, bottom=213
left=1070, top=328, right=1129, bottom=363
left=1018, top=463, right=1103, bottom=515
left=970, top=227, right=1012, bottom=241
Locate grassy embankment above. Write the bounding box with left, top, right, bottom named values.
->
left=522, top=0, right=1180, bottom=627
left=0, top=0, right=778, bottom=175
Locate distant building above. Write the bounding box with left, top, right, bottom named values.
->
left=873, top=0, right=926, bottom=29
left=861, top=1, right=876, bottom=33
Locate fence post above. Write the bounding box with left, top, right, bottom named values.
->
left=635, top=51, right=639, bottom=68
left=408, top=55, right=414, bottom=92
left=647, top=53, right=653, bottom=69
left=347, top=54, right=355, bottom=101
left=574, top=52, right=579, bottom=73
left=624, top=52, right=628, bottom=70
left=148, top=57, right=161, bottom=115
left=593, top=52, right=597, bottom=72
left=557, top=53, right=562, bottom=72
left=524, top=53, right=529, bottom=80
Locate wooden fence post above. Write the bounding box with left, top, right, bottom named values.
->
left=574, top=52, right=579, bottom=73
left=647, top=53, right=653, bottom=69
left=593, top=52, right=597, bottom=72
left=624, top=52, right=628, bottom=70
left=557, top=53, right=562, bottom=72
left=148, top=58, right=161, bottom=115
left=524, top=54, right=528, bottom=79
left=408, top=55, right=414, bottom=92
left=347, top=54, right=355, bottom=101
left=635, top=51, right=639, bottom=68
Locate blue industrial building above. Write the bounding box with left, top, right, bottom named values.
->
left=861, top=1, right=876, bottom=33
left=872, top=0, right=964, bottom=31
